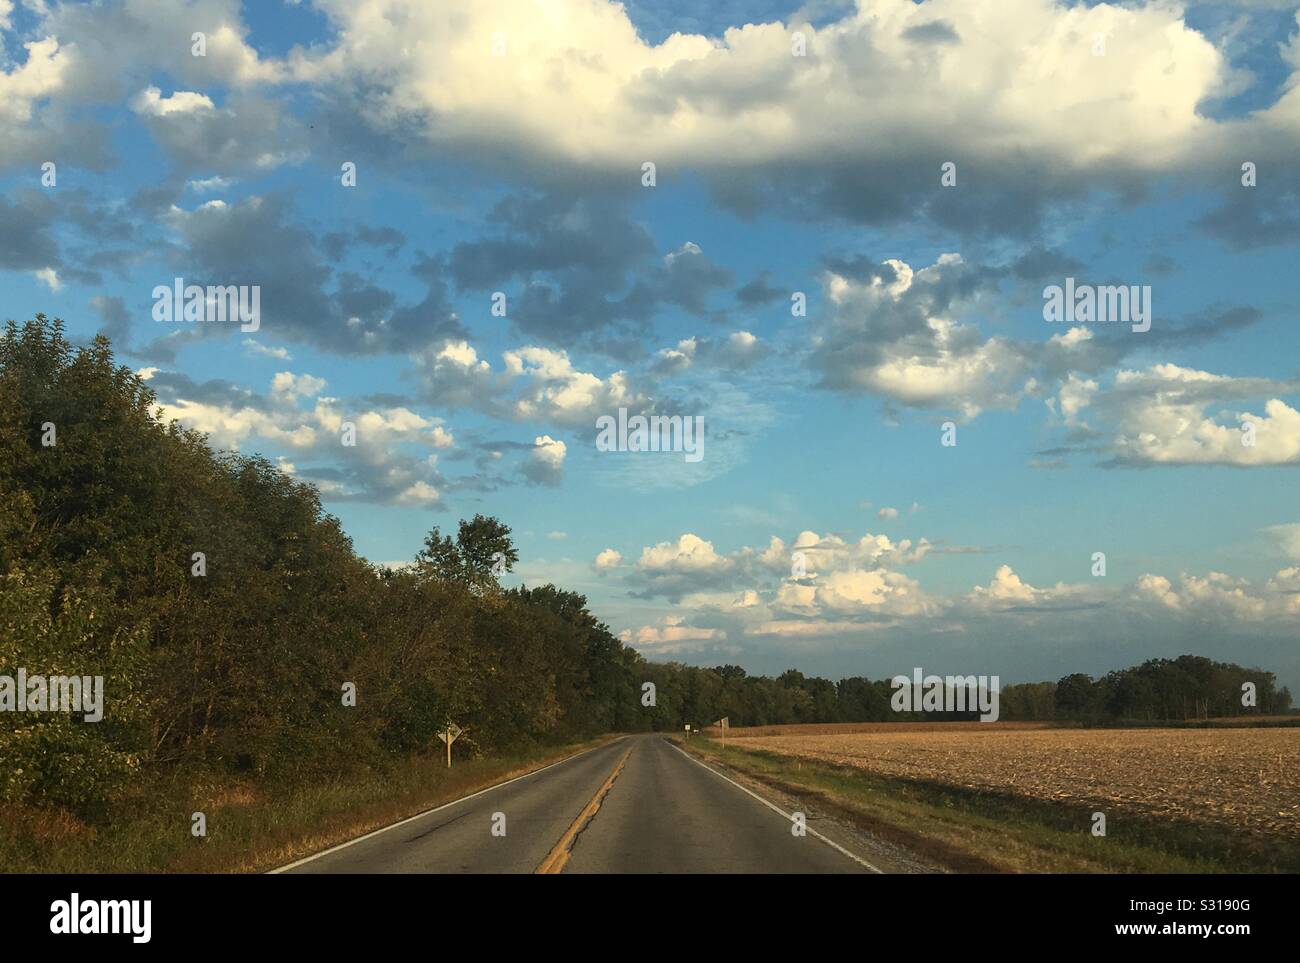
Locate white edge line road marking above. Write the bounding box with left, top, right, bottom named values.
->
left=667, top=739, right=885, bottom=874
left=268, top=737, right=626, bottom=874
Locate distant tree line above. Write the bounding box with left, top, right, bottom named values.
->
left=1047, top=655, right=1292, bottom=722
left=657, top=657, right=1291, bottom=731
left=1, top=316, right=1291, bottom=820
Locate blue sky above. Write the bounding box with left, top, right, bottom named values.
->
left=3, top=0, right=1299, bottom=690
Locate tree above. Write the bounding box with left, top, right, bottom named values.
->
left=416, top=514, right=519, bottom=592
left=1055, top=673, right=1098, bottom=720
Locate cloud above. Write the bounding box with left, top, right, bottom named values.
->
left=504, top=347, right=641, bottom=424
left=140, top=194, right=463, bottom=357
left=1269, top=567, right=1300, bottom=594
left=244, top=339, right=291, bottom=360
left=40, top=0, right=285, bottom=99
left=1, top=0, right=294, bottom=174
left=902, top=19, right=960, bottom=45
left=809, top=253, right=1034, bottom=418
left=720, top=330, right=766, bottom=367
left=448, top=193, right=732, bottom=349
left=659, top=241, right=733, bottom=315
left=615, top=541, right=1300, bottom=684
left=735, top=270, right=784, bottom=307
left=271, top=371, right=328, bottom=402
left=143, top=368, right=458, bottom=506
left=651, top=330, right=769, bottom=374
left=602, top=527, right=933, bottom=602
left=282, top=0, right=1270, bottom=238
left=1264, top=523, right=1300, bottom=559
left=0, top=35, right=111, bottom=173
left=640, top=533, right=732, bottom=572
left=1117, top=405, right=1300, bottom=467
left=0, top=189, right=128, bottom=288
left=629, top=533, right=737, bottom=600
left=1093, top=365, right=1300, bottom=466
left=621, top=613, right=722, bottom=648
left=593, top=548, right=623, bottom=570
left=131, top=87, right=215, bottom=117
left=775, top=566, right=935, bottom=618
left=1131, top=569, right=1299, bottom=621
left=522, top=434, right=566, bottom=486
left=15, top=0, right=1300, bottom=245
left=134, top=89, right=306, bottom=175
left=394, top=480, right=441, bottom=505
left=811, top=250, right=1266, bottom=422
left=414, top=341, right=645, bottom=427
left=598, top=515, right=1300, bottom=685
left=1048, top=372, right=1100, bottom=431
left=963, top=564, right=1093, bottom=612
left=410, top=340, right=496, bottom=410
left=90, top=294, right=131, bottom=347
left=188, top=175, right=233, bottom=194
left=653, top=337, right=697, bottom=376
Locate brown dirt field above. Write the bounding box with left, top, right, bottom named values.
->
left=715, top=726, right=1300, bottom=838
left=714, top=721, right=1059, bottom=738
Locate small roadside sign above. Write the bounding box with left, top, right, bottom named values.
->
left=437, top=722, right=466, bottom=767
left=713, top=717, right=729, bottom=741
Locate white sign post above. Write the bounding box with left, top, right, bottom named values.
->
left=714, top=717, right=729, bottom=743
left=437, top=722, right=465, bottom=767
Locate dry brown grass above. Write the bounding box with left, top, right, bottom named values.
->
left=715, top=725, right=1300, bottom=839
left=0, top=802, right=94, bottom=847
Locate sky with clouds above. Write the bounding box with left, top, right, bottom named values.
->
left=4, top=0, right=1299, bottom=690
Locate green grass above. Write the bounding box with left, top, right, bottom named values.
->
left=0, top=737, right=614, bottom=873
left=679, top=737, right=1300, bottom=874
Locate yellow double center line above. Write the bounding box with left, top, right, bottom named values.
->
left=535, top=744, right=633, bottom=874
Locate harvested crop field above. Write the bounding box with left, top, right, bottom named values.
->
left=718, top=725, right=1300, bottom=838
left=717, top=721, right=1058, bottom=738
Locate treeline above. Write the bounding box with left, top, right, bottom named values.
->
left=1, top=316, right=1292, bottom=821
left=1, top=316, right=656, bottom=816
left=650, top=657, right=1291, bottom=731
left=1050, top=656, right=1292, bottom=722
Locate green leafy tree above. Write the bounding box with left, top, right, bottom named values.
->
left=417, top=514, right=519, bottom=592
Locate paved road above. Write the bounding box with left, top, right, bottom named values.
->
left=277, top=735, right=876, bottom=874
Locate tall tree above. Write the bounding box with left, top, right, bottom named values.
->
left=417, top=514, right=519, bottom=592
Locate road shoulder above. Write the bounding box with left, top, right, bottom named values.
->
left=674, top=736, right=938, bottom=874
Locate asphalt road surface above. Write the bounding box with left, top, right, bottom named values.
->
left=276, top=735, right=882, bottom=874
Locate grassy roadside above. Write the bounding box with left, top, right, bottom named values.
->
left=677, top=736, right=1300, bottom=874
left=0, top=736, right=617, bottom=873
